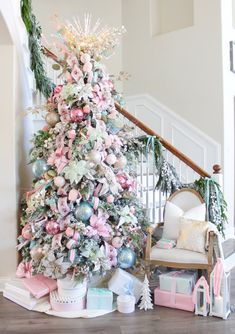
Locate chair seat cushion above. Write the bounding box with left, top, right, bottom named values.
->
left=150, top=247, right=208, bottom=264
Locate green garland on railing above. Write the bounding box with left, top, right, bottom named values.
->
left=127, top=136, right=227, bottom=236
left=21, top=0, right=54, bottom=98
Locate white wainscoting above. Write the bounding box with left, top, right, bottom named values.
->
left=126, top=94, right=221, bottom=174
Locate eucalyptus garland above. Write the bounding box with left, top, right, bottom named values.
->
left=127, top=136, right=227, bottom=235
left=21, top=0, right=54, bottom=98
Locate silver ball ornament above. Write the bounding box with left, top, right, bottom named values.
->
left=75, top=201, right=93, bottom=222
left=117, top=247, right=136, bottom=269
left=32, top=159, right=49, bottom=179
left=45, top=111, right=60, bottom=127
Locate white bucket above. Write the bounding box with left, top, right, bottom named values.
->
left=117, top=295, right=135, bottom=313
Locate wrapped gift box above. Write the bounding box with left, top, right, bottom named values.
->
left=23, top=274, right=57, bottom=299
left=154, top=287, right=194, bottom=312
left=108, top=268, right=143, bottom=303
left=86, top=288, right=113, bottom=310
left=159, top=270, right=197, bottom=295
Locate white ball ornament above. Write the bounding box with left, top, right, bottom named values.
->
left=88, top=150, right=102, bottom=164
left=54, top=176, right=66, bottom=188
left=45, top=111, right=60, bottom=127
left=114, top=156, right=127, bottom=169
left=105, top=154, right=117, bottom=165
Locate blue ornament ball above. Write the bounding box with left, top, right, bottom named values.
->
left=75, top=201, right=93, bottom=222
left=32, top=159, right=49, bottom=179
left=117, top=247, right=136, bottom=269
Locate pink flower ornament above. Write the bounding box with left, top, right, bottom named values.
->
left=87, top=210, right=111, bottom=238
left=71, top=65, right=83, bottom=82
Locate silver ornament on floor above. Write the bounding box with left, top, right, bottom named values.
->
left=117, top=247, right=136, bottom=269
left=45, top=111, right=60, bottom=127
left=32, top=159, right=49, bottom=179
left=75, top=201, right=93, bottom=222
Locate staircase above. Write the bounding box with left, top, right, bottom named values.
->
left=32, top=47, right=223, bottom=229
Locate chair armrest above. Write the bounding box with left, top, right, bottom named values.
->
left=207, top=231, right=214, bottom=265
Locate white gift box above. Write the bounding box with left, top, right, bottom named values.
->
left=159, top=270, right=197, bottom=295
left=117, top=295, right=135, bottom=313
left=108, top=268, right=143, bottom=303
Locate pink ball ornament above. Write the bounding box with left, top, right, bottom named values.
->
left=45, top=220, right=60, bottom=235
left=54, top=176, right=65, bottom=188
left=112, top=237, right=123, bottom=249
left=114, top=156, right=127, bottom=169
left=107, top=194, right=114, bottom=203
left=65, top=226, right=74, bottom=237
left=22, top=223, right=32, bottom=240
left=70, top=108, right=84, bottom=122
left=83, top=105, right=90, bottom=114
left=105, top=154, right=117, bottom=165
left=68, top=189, right=79, bottom=202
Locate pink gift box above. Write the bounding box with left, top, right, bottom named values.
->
left=154, top=288, right=194, bottom=312
left=23, top=274, right=57, bottom=299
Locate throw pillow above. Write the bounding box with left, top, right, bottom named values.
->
left=176, top=217, right=209, bottom=254
left=163, top=202, right=206, bottom=240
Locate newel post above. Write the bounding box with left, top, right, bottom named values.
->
left=213, top=164, right=223, bottom=191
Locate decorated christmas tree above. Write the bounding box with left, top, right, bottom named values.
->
left=17, top=16, right=147, bottom=281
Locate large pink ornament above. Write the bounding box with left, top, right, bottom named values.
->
left=22, top=223, right=32, bottom=240
left=70, top=108, right=84, bottom=122
left=105, top=154, right=117, bottom=165
left=54, top=176, right=66, bottom=188
left=114, top=156, right=127, bottom=169
left=112, top=237, right=123, bottom=249
left=45, top=220, right=60, bottom=235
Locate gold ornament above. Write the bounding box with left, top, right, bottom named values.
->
left=45, top=111, right=60, bottom=127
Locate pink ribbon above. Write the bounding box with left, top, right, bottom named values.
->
left=16, top=261, right=32, bottom=278
left=192, top=276, right=210, bottom=304
left=213, top=258, right=223, bottom=296
left=66, top=229, right=80, bottom=249
left=69, top=249, right=76, bottom=263
left=58, top=197, right=70, bottom=217
left=68, top=130, right=76, bottom=160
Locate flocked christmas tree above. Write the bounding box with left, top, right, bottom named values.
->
left=138, top=275, right=153, bottom=311
left=16, top=16, right=148, bottom=281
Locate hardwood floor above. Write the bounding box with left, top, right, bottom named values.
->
left=0, top=270, right=235, bottom=334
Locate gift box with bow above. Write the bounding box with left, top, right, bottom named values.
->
left=108, top=268, right=143, bottom=303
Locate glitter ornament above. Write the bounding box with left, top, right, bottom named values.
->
left=45, top=111, right=60, bottom=127
left=83, top=105, right=90, bottom=114
left=117, top=247, right=136, bottom=269
left=54, top=176, right=66, bottom=188
left=68, top=189, right=79, bottom=202
left=45, top=220, right=60, bottom=235
left=75, top=201, right=93, bottom=222
left=32, top=159, right=49, bottom=179
left=30, top=245, right=44, bottom=261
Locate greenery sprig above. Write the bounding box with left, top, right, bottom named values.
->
left=21, top=0, right=54, bottom=98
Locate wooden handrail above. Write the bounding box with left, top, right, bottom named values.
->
left=42, top=46, right=210, bottom=178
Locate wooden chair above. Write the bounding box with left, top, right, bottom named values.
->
left=145, top=188, right=214, bottom=280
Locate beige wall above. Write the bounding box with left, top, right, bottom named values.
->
left=33, top=0, right=122, bottom=77
left=122, top=0, right=223, bottom=144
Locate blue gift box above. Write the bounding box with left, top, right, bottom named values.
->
left=86, top=288, right=113, bottom=310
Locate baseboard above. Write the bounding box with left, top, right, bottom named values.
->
left=0, top=276, right=10, bottom=292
